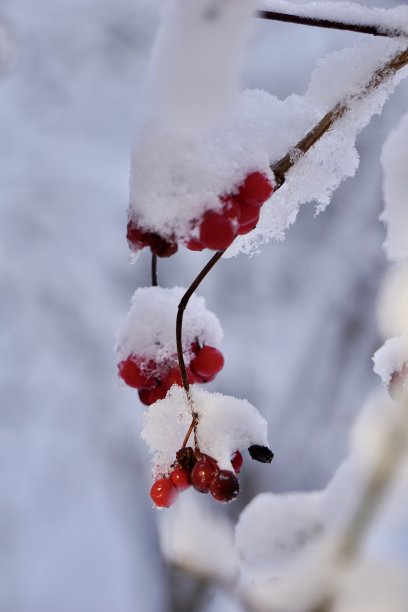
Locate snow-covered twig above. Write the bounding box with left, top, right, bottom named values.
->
left=272, top=46, right=408, bottom=185
left=309, top=394, right=408, bottom=612
left=257, top=9, right=404, bottom=38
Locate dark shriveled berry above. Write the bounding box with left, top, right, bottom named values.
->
left=210, top=470, right=239, bottom=503
left=248, top=445, right=274, bottom=463
left=176, top=447, right=196, bottom=471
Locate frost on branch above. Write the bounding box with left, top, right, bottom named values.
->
left=373, top=336, right=408, bottom=389
left=381, top=111, right=408, bottom=262
left=377, top=263, right=408, bottom=338
left=141, top=385, right=269, bottom=477
left=228, top=36, right=408, bottom=256
left=263, top=0, right=408, bottom=36
left=158, top=493, right=236, bottom=583
left=235, top=491, right=324, bottom=585
left=116, top=286, right=222, bottom=364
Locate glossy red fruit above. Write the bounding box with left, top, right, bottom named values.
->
left=210, top=470, right=239, bottom=503
left=238, top=202, right=260, bottom=226
left=186, top=237, right=205, bottom=251
left=237, top=172, right=273, bottom=207
left=162, top=367, right=195, bottom=391
left=191, top=371, right=216, bottom=384
left=118, top=356, right=155, bottom=389
left=150, top=478, right=178, bottom=508
left=199, top=211, right=236, bottom=250
left=231, top=451, right=243, bottom=474
left=170, top=467, right=191, bottom=491
left=127, top=220, right=149, bottom=252
left=138, top=384, right=167, bottom=406
left=190, top=346, right=224, bottom=378
left=191, top=457, right=219, bottom=493
left=237, top=220, right=257, bottom=236
left=222, top=195, right=240, bottom=224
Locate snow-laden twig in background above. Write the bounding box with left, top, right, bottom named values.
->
left=258, top=0, right=408, bottom=37
left=308, top=391, right=408, bottom=612
left=257, top=10, right=405, bottom=38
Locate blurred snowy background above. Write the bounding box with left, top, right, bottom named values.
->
left=1, top=0, right=407, bottom=610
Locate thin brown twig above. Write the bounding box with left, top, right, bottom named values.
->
left=177, top=45, right=408, bottom=450
left=257, top=9, right=405, bottom=38
left=151, top=253, right=158, bottom=286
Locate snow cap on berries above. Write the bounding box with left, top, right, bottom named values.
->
left=115, top=286, right=223, bottom=364
left=142, top=385, right=269, bottom=476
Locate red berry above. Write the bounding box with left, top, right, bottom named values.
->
left=118, top=356, right=156, bottom=389
left=190, top=346, right=224, bottom=378
left=237, top=172, right=273, bottom=207
left=222, top=195, right=240, bottom=224
left=191, top=457, right=219, bottom=493
left=127, top=220, right=149, bottom=252
left=162, top=366, right=195, bottom=391
left=191, top=371, right=216, bottom=384
left=170, top=467, right=191, bottom=492
left=150, top=478, right=178, bottom=508
left=237, top=220, right=257, bottom=236
left=231, top=450, right=243, bottom=474
left=186, top=237, right=205, bottom=251
left=199, top=211, right=236, bottom=250
left=138, top=384, right=167, bottom=406
left=210, top=470, right=239, bottom=503
left=238, top=202, right=260, bottom=226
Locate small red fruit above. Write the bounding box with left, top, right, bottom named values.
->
left=210, top=470, right=239, bottom=503
left=191, top=456, right=219, bottom=493
left=231, top=450, right=243, bottom=474
left=138, top=384, right=167, bottom=406
left=170, top=467, right=191, bottom=492
left=199, top=211, right=236, bottom=250
left=238, top=202, right=260, bottom=226
left=237, top=172, right=273, bottom=207
left=237, top=220, right=257, bottom=236
left=118, top=355, right=155, bottom=389
left=150, top=478, right=178, bottom=508
left=190, top=346, right=224, bottom=378
left=222, top=195, right=240, bottom=224
left=186, top=237, right=205, bottom=251
left=126, top=220, right=148, bottom=252
left=162, top=366, right=195, bottom=391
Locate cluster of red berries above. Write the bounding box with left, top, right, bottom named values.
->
left=118, top=343, right=225, bottom=406
left=150, top=447, right=244, bottom=508
left=127, top=171, right=274, bottom=257
left=187, top=171, right=274, bottom=252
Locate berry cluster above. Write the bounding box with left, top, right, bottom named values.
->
left=127, top=171, right=273, bottom=257
left=187, top=171, right=274, bottom=252
left=118, top=343, right=225, bottom=406
left=150, top=447, right=243, bottom=508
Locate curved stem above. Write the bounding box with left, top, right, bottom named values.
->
left=257, top=9, right=404, bottom=38
left=151, top=253, right=158, bottom=286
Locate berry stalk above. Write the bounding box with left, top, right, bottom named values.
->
left=151, top=253, right=158, bottom=287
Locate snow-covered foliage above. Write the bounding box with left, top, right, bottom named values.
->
left=116, top=286, right=223, bottom=363
left=381, top=112, right=408, bottom=262
left=377, top=263, right=408, bottom=338
left=373, top=336, right=408, bottom=387
left=142, top=385, right=268, bottom=476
